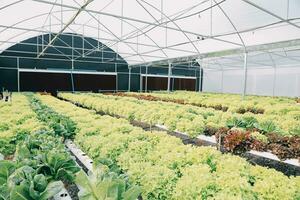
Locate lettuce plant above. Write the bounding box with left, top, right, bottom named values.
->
left=75, top=166, right=141, bottom=200
left=0, top=162, right=62, bottom=200
left=37, top=150, right=80, bottom=182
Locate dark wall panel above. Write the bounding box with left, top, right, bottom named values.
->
left=143, top=77, right=168, bottom=91
left=0, top=69, right=17, bottom=91
left=117, top=73, right=128, bottom=91
left=173, top=78, right=196, bottom=91
left=20, top=72, right=72, bottom=94
left=0, top=57, right=17, bottom=68
left=73, top=74, right=116, bottom=92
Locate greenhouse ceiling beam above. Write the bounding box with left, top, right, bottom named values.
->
left=208, top=54, right=272, bottom=67
left=139, top=0, right=200, bottom=55
left=0, top=48, right=166, bottom=61
left=32, top=0, right=243, bottom=47
left=69, top=0, right=146, bottom=63
left=0, top=40, right=167, bottom=59
left=0, top=24, right=195, bottom=55
left=79, top=1, right=169, bottom=61
left=36, top=0, right=94, bottom=58
left=242, top=0, right=300, bottom=29
left=129, top=38, right=300, bottom=67
left=18, top=68, right=117, bottom=75
left=0, top=0, right=25, bottom=11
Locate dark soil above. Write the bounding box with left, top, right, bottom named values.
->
left=63, top=181, right=79, bottom=200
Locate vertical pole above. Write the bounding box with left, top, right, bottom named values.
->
left=198, top=63, right=202, bottom=92
left=128, top=67, right=131, bottom=92
left=242, top=52, right=248, bottom=99
left=82, top=25, right=85, bottom=57
left=71, top=34, right=74, bottom=92
left=71, top=60, right=74, bottom=92
left=140, top=67, right=142, bottom=92
left=145, top=65, right=148, bottom=92
left=272, top=66, right=277, bottom=97
left=36, top=35, right=39, bottom=56
left=115, top=63, right=118, bottom=92
left=194, top=67, right=197, bottom=91
left=167, top=63, right=172, bottom=92
left=41, top=31, right=44, bottom=51
left=49, top=14, right=52, bottom=41
left=17, top=57, right=20, bottom=92
left=296, top=74, right=300, bottom=97
left=97, top=15, right=100, bottom=49
left=221, top=67, right=224, bottom=93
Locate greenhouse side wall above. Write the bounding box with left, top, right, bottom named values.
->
left=203, top=67, right=300, bottom=97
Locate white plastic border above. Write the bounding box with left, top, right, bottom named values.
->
left=65, top=140, right=94, bottom=172
left=53, top=181, right=72, bottom=200
left=155, top=124, right=300, bottom=167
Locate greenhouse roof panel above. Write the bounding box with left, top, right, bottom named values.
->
left=0, top=0, right=299, bottom=66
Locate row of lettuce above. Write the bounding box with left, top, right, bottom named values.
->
left=39, top=93, right=300, bottom=199
left=58, top=92, right=300, bottom=160
left=140, top=91, right=300, bottom=116
left=0, top=94, right=76, bottom=200
left=112, top=92, right=300, bottom=136
left=0, top=94, right=140, bottom=200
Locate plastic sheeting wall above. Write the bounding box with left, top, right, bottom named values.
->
left=203, top=67, right=300, bottom=97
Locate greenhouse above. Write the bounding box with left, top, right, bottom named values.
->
left=0, top=0, right=299, bottom=199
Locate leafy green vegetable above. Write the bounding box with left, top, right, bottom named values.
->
left=37, top=150, right=80, bottom=182
left=0, top=160, right=16, bottom=185
left=75, top=166, right=141, bottom=200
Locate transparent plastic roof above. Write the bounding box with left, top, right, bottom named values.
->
left=0, top=0, right=300, bottom=65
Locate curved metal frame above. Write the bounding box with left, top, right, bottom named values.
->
left=0, top=0, right=299, bottom=70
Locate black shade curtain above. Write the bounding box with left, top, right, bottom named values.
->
left=73, top=74, right=116, bottom=92
left=20, top=72, right=116, bottom=94
left=142, top=76, right=196, bottom=91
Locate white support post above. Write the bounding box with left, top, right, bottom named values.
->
left=49, top=14, right=52, bottom=41
left=272, top=66, right=277, bottom=97
left=167, top=63, right=172, bottom=92
left=36, top=35, right=39, bottom=55
left=194, top=68, right=197, bottom=92
left=17, top=57, right=20, bottom=92
left=71, top=60, right=74, bottom=92
left=242, top=52, right=248, bottom=99
left=145, top=65, right=148, bottom=92
left=115, top=63, right=118, bottom=92
left=128, top=67, right=131, bottom=92
left=139, top=68, right=142, bottom=92
left=82, top=25, right=85, bottom=57
left=71, top=34, right=74, bottom=92
left=198, top=64, right=202, bottom=92
left=221, top=67, right=224, bottom=93
left=296, top=74, right=300, bottom=97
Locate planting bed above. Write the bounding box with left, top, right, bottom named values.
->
left=58, top=92, right=300, bottom=162
left=1, top=92, right=299, bottom=199
left=40, top=93, right=300, bottom=199
left=0, top=94, right=80, bottom=200
left=57, top=94, right=300, bottom=176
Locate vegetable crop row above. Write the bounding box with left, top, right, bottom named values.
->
left=0, top=94, right=44, bottom=156
left=58, top=92, right=300, bottom=160
left=29, top=94, right=141, bottom=200
left=141, top=91, right=300, bottom=116
left=39, top=94, right=300, bottom=200
left=0, top=94, right=80, bottom=200
left=110, top=92, right=300, bottom=137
